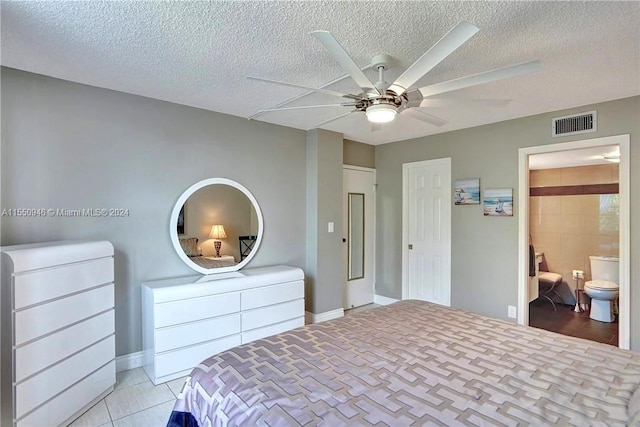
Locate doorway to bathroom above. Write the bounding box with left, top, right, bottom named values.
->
left=517, top=134, right=630, bottom=349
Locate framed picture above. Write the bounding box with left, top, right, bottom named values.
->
left=177, top=203, right=186, bottom=235
left=484, top=188, right=513, bottom=216
left=454, top=178, right=480, bottom=205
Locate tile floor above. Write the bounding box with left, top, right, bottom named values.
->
left=70, top=304, right=384, bottom=427
left=68, top=368, right=183, bottom=427
left=529, top=299, right=619, bottom=346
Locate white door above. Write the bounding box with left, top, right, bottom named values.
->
left=343, top=167, right=375, bottom=309
left=402, top=159, right=451, bottom=305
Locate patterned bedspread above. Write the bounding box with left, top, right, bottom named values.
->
left=189, top=256, right=236, bottom=269
left=168, top=300, right=640, bottom=426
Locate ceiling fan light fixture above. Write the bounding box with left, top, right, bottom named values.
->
left=366, top=103, right=397, bottom=123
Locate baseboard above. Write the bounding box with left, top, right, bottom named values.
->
left=115, top=350, right=144, bottom=373
left=374, top=294, right=400, bottom=305
left=305, top=308, right=344, bottom=324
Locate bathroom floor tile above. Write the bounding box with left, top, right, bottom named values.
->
left=529, top=299, right=618, bottom=346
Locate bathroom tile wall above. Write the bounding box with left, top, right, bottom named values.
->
left=530, top=164, right=619, bottom=300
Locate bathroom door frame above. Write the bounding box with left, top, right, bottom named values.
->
left=343, top=165, right=376, bottom=310
left=517, top=134, right=630, bottom=349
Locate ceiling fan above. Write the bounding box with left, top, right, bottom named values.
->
left=248, top=22, right=541, bottom=128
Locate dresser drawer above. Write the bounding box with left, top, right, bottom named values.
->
left=15, top=310, right=114, bottom=382
left=16, top=335, right=115, bottom=419
left=14, top=284, right=114, bottom=346
left=242, top=316, right=304, bottom=344
left=14, top=257, right=113, bottom=309
left=155, top=334, right=241, bottom=378
left=242, top=299, right=304, bottom=331
left=155, top=313, right=241, bottom=353
left=17, top=360, right=115, bottom=427
left=242, top=280, right=304, bottom=310
left=155, top=292, right=240, bottom=328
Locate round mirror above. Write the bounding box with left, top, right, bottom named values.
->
left=169, top=178, right=263, bottom=275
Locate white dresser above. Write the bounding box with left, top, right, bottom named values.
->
left=142, top=265, right=304, bottom=385
left=0, top=241, right=116, bottom=427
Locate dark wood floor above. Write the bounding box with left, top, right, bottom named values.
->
left=529, top=299, right=618, bottom=346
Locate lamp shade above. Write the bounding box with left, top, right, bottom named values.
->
left=366, top=104, right=397, bottom=123
left=209, top=224, right=227, bottom=239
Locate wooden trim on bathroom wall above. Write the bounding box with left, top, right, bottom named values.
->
left=529, top=183, right=619, bottom=197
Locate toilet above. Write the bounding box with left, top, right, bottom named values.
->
left=584, top=256, right=619, bottom=323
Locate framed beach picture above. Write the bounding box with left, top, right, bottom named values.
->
left=454, top=178, right=480, bottom=205
left=483, top=188, right=513, bottom=216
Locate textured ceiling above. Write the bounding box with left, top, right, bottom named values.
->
left=2, top=1, right=639, bottom=145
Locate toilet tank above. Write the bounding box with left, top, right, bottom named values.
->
left=589, top=256, right=619, bottom=283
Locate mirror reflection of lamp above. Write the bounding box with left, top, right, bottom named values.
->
left=209, top=224, right=227, bottom=258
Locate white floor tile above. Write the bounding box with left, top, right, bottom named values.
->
left=166, top=376, right=187, bottom=398
left=105, top=380, right=175, bottom=420
left=112, top=401, right=175, bottom=427
left=68, top=400, right=111, bottom=427
left=115, top=367, right=150, bottom=391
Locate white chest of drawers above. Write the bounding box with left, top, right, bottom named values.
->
left=142, top=265, right=305, bottom=385
left=1, top=240, right=116, bottom=427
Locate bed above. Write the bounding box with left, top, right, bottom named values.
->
left=179, top=238, right=237, bottom=269
left=189, top=256, right=236, bottom=269
left=167, top=300, right=640, bottom=426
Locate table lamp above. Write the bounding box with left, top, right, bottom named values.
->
left=209, top=224, right=227, bottom=257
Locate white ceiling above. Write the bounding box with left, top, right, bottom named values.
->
left=1, top=1, right=639, bottom=145
left=529, top=144, right=620, bottom=170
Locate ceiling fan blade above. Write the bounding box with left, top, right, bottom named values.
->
left=310, top=30, right=379, bottom=94
left=403, top=108, right=448, bottom=127
left=419, top=98, right=511, bottom=108
left=247, top=76, right=363, bottom=100
left=387, top=22, right=479, bottom=96
left=248, top=64, right=373, bottom=120
left=312, top=110, right=358, bottom=129
left=258, top=103, right=357, bottom=113
left=417, top=60, right=542, bottom=98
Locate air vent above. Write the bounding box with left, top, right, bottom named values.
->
left=552, top=110, right=597, bottom=137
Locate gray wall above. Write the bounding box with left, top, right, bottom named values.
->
left=0, top=68, right=308, bottom=356
left=4, top=66, right=638, bottom=356
left=344, top=139, right=375, bottom=168
left=305, top=129, right=344, bottom=313
left=375, top=95, right=640, bottom=350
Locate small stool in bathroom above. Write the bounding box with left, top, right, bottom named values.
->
left=538, top=271, right=563, bottom=311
